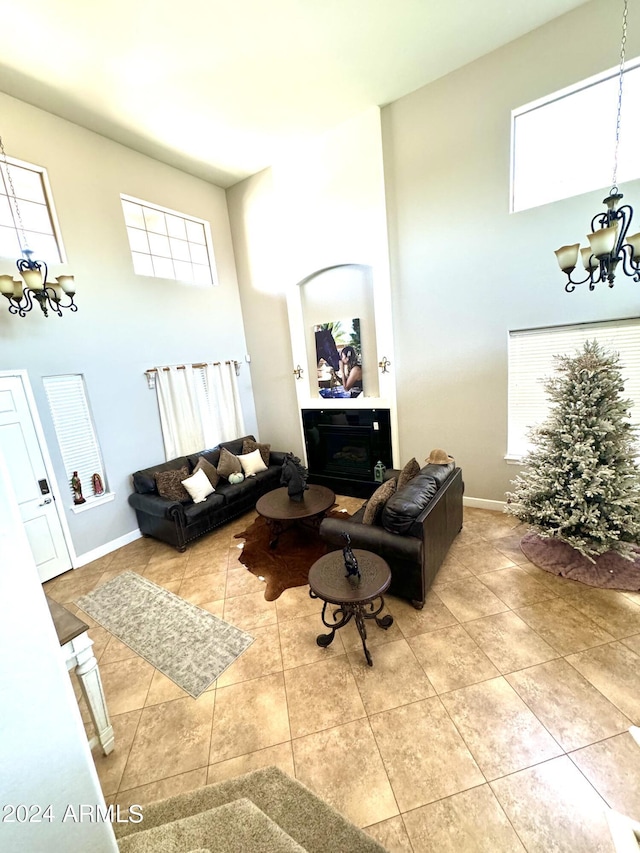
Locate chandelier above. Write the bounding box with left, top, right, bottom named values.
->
left=0, top=136, right=77, bottom=317
left=555, top=0, right=640, bottom=292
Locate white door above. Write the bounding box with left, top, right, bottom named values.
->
left=0, top=376, right=71, bottom=582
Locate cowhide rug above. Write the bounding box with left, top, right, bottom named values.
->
left=520, top=531, right=640, bottom=591
left=235, top=509, right=351, bottom=601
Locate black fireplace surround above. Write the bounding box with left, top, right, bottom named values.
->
left=302, top=408, right=393, bottom=497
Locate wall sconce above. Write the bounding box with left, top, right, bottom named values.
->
left=378, top=356, right=391, bottom=374
left=293, top=365, right=304, bottom=380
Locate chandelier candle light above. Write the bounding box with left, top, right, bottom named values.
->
left=555, top=0, right=640, bottom=292
left=0, top=136, right=77, bottom=317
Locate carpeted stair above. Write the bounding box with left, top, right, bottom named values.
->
left=114, top=766, right=388, bottom=853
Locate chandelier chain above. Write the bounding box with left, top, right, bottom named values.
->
left=0, top=135, right=29, bottom=252
left=612, top=0, right=628, bottom=188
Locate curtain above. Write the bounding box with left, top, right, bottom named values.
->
left=155, top=366, right=205, bottom=460
left=203, top=361, right=245, bottom=444
left=154, top=361, right=245, bottom=460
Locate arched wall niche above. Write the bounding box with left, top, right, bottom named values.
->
left=298, top=263, right=379, bottom=399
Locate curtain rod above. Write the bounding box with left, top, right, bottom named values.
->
left=145, top=360, right=238, bottom=372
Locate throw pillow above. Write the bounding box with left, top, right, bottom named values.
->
left=217, top=446, right=242, bottom=480
left=155, top=467, right=191, bottom=502
left=181, top=468, right=215, bottom=504
left=242, top=438, right=271, bottom=466
left=238, top=448, right=268, bottom=477
left=194, top=456, right=220, bottom=489
left=362, top=477, right=397, bottom=525
left=398, top=457, right=420, bottom=491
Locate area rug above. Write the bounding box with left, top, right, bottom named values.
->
left=75, top=572, right=254, bottom=697
left=521, top=531, right=640, bottom=590
left=235, top=510, right=351, bottom=601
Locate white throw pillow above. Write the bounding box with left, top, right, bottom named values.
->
left=238, top=447, right=268, bottom=477
left=181, top=468, right=215, bottom=504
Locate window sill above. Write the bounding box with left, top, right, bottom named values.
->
left=504, top=455, right=525, bottom=465
left=70, top=492, right=115, bottom=513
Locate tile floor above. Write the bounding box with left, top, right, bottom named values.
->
left=43, top=503, right=640, bottom=852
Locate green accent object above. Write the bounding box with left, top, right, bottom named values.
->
left=228, top=472, right=244, bottom=485
left=374, top=460, right=386, bottom=483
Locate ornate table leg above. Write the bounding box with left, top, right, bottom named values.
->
left=354, top=606, right=373, bottom=666
left=266, top=518, right=285, bottom=548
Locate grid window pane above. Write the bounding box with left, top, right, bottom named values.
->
left=152, top=256, right=175, bottom=279
left=121, top=195, right=216, bottom=285
left=0, top=158, right=64, bottom=262
left=127, top=228, right=150, bottom=253
left=166, top=214, right=187, bottom=240
left=131, top=252, right=154, bottom=276
left=143, top=207, right=167, bottom=235
left=0, top=225, right=21, bottom=257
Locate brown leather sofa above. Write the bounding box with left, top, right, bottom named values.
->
left=319, top=463, right=463, bottom=608
left=128, top=435, right=287, bottom=551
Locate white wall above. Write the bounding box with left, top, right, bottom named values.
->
left=0, top=92, right=257, bottom=559
left=381, top=0, right=640, bottom=500
left=227, top=107, right=398, bottom=464
left=0, top=449, right=118, bottom=853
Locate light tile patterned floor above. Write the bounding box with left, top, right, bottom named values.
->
left=44, top=503, right=640, bottom=852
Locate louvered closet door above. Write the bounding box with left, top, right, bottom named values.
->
left=0, top=376, right=71, bottom=582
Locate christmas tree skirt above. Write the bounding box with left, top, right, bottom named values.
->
left=521, top=531, right=640, bottom=591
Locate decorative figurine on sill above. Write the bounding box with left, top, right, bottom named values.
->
left=280, top=453, right=309, bottom=502
left=342, top=532, right=361, bottom=584
left=92, top=472, right=104, bottom=496
left=71, top=471, right=86, bottom=505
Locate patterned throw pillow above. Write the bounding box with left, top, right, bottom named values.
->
left=194, top=456, right=220, bottom=489
left=155, top=466, right=191, bottom=502
left=398, top=457, right=420, bottom=491
left=217, top=447, right=242, bottom=480
left=242, top=438, right=271, bottom=466
left=362, top=477, right=397, bottom=525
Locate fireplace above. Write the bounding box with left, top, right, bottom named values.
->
left=301, top=408, right=393, bottom=497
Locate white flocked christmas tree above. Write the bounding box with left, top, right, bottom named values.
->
left=506, top=339, right=640, bottom=561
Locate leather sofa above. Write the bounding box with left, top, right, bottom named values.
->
left=319, top=462, right=463, bottom=608
left=128, top=435, right=287, bottom=551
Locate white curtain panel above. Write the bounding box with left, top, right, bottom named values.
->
left=155, top=366, right=205, bottom=460
left=204, top=362, right=246, bottom=444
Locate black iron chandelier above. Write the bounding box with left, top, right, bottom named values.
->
left=0, top=135, right=77, bottom=317
left=555, top=0, right=640, bottom=292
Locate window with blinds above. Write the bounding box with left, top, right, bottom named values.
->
left=507, top=318, right=640, bottom=460
left=43, top=374, right=107, bottom=502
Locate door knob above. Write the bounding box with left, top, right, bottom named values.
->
left=39, top=498, right=52, bottom=506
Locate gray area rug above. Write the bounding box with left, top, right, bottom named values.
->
left=76, top=572, right=254, bottom=697
left=521, top=531, right=640, bottom=591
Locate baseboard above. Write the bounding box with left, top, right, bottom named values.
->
left=73, top=529, right=142, bottom=568
left=463, top=496, right=507, bottom=512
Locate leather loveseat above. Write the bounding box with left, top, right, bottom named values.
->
left=128, top=435, right=287, bottom=551
left=319, top=462, right=463, bottom=609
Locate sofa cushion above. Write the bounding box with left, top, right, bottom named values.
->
left=194, top=456, right=220, bottom=489
left=422, top=461, right=455, bottom=485
left=242, top=438, right=271, bottom=466
left=182, top=468, right=215, bottom=504
left=215, top=476, right=258, bottom=502
left=217, top=447, right=242, bottom=480
left=155, top=467, right=191, bottom=502
left=397, top=458, right=420, bottom=491
left=239, top=448, right=268, bottom=477
left=183, top=492, right=225, bottom=522
left=363, top=477, right=396, bottom=525
left=381, top=469, right=441, bottom=534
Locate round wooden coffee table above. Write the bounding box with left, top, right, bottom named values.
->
left=256, top=484, right=335, bottom=548
left=308, top=549, right=393, bottom=666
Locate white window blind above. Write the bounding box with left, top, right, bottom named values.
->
left=507, top=318, right=640, bottom=459
left=43, top=374, right=107, bottom=501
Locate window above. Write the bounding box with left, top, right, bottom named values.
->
left=507, top=318, right=640, bottom=460
left=0, top=156, right=64, bottom=262
left=43, top=375, right=109, bottom=507
left=511, top=59, right=640, bottom=212
left=121, top=194, right=216, bottom=285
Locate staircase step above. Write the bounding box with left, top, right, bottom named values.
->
left=117, top=797, right=307, bottom=853
left=115, top=765, right=387, bottom=852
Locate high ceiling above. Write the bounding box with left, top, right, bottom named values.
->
left=0, top=0, right=591, bottom=188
